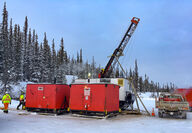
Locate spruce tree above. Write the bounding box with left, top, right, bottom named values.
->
left=15, top=25, right=22, bottom=81
left=91, top=56, right=96, bottom=78
left=84, top=60, right=89, bottom=79
left=23, top=16, right=28, bottom=81
left=30, top=29, right=36, bottom=80
left=13, top=24, right=18, bottom=80
left=0, top=30, right=3, bottom=78
left=119, top=70, right=124, bottom=78
left=31, top=34, right=40, bottom=82
left=56, top=37, right=67, bottom=82
left=69, top=56, right=75, bottom=75
left=27, top=28, right=32, bottom=81
left=134, top=59, right=139, bottom=91
left=115, top=65, right=120, bottom=78
left=13, top=24, right=22, bottom=82
left=57, top=37, right=64, bottom=66
left=138, top=77, right=143, bottom=92
left=144, top=74, right=149, bottom=92
left=129, top=68, right=133, bottom=80
left=51, top=39, right=57, bottom=81
left=1, top=2, right=10, bottom=89
left=42, top=33, right=51, bottom=82
left=166, top=83, right=170, bottom=92
left=80, top=48, right=83, bottom=63
left=39, top=43, right=44, bottom=82
left=64, top=51, right=68, bottom=64
left=77, top=51, right=79, bottom=63
left=8, top=18, right=13, bottom=77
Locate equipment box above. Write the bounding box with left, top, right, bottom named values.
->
left=26, top=84, right=70, bottom=113
left=69, top=83, right=119, bottom=115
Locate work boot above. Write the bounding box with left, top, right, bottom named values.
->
left=3, top=110, right=8, bottom=113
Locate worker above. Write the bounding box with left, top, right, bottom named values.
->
left=17, top=92, right=25, bottom=110
left=2, top=91, right=11, bottom=113
left=101, top=69, right=104, bottom=74
left=98, top=69, right=104, bottom=78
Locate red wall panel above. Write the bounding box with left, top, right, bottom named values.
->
left=175, top=88, right=192, bottom=107
left=26, top=84, right=70, bottom=110
left=70, top=83, right=119, bottom=113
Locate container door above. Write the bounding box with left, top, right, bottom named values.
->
left=37, top=86, right=46, bottom=108
left=84, top=87, right=91, bottom=111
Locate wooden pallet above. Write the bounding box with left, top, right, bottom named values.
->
left=121, top=110, right=141, bottom=115
left=72, top=113, right=118, bottom=119
left=37, top=112, right=57, bottom=116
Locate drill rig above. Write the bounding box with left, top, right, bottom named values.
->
left=98, top=17, right=140, bottom=109
left=75, top=17, right=140, bottom=110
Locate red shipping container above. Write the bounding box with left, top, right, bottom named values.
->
left=174, top=88, right=192, bottom=111
left=26, top=84, right=70, bottom=112
left=69, top=83, right=119, bottom=114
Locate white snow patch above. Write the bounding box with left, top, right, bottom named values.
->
left=66, top=75, right=78, bottom=84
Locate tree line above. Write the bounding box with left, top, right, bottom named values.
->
left=0, top=3, right=174, bottom=93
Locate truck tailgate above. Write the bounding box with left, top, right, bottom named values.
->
left=156, top=101, right=189, bottom=111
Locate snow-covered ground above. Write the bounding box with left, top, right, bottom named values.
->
left=0, top=93, right=192, bottom=133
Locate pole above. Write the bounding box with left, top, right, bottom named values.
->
left=115, top=56, right=150, bottom=115
left=114, top=56, right=140, bottom=112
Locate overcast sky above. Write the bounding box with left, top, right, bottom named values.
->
left=1, top=0, right=192, bottom=87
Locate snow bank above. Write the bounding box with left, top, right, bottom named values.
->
left=133, top=92, right=158, bottom=114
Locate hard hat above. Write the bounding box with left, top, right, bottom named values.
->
left=101, top=69, right=104, bottom=73
left=5, top=91, right=8, bottom=94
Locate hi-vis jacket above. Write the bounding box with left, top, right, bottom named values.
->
left=19, top=95, right=24, bottom=101
left=2, top=94, right=11, bottom=104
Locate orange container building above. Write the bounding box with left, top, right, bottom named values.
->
left=26, top=84, right=70, bottom=113
left=69, top=83, right=119, bottom=115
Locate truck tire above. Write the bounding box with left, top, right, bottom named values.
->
left=181, top=112, right=187, bottom=119
left=158, top=112, right=163, bottom=118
